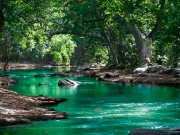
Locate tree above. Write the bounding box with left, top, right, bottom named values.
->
left=0, top=0, right=179, bottom=69
left=48, top=35, right=76, bottom=65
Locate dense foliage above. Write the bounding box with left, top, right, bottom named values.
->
left=0, top=0, right=179, bottom=69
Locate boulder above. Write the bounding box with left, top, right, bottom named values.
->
left=128, top=129, right=180, bottom=135
left=43, top=65, right=53, bottom=68
left=173, top=127, right=180, bottom=131
left=89, top=63, right=98, bottom=68
left=172, top=68, right=180, bottom=74
left=98, top=76, right=105, bottom=81
left=146, top=65, right=164, bottom=73
left=159, top=69, right=173, bottom=74
left=134, top=67, right=147, bottom=74
left=58, top=79, right=81, bottom=86
left=104, top=72, right=119, bottom=78
left=99, top=63, right=106, bottom=67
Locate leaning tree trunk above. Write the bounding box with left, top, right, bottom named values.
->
left=127, top=0, right=165, bottom=66
left=129, top=24, right=152, bottom=66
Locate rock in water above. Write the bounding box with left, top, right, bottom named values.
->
left=128, top=129, right=180, bottom=135
left=34, top=74, right=49, bottom=77
left=58, top=79, right=81, bottom=86
left=50, top=72, right=69, bottom=77
left=38, top=83, right=50, bottom=86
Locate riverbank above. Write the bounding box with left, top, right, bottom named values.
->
left=0, top=62, right=69, bottom=126
left=0, top=87, right=68, bottom=126
left=0, top=62, right=43, bottom=70
left=1, top=62, right=180, bottom=87
left=77, top=68, right=180, bottom=88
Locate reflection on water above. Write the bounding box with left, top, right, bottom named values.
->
left=0, top=67, right=180, bottom=135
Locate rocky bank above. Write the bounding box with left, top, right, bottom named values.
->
left=0, top=87, right=68, bottom=126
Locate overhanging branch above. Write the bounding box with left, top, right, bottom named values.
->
left=49, top=30, right=105, bottom=42
left=147, top=0, right=165, bottom=39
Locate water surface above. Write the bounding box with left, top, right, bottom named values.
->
left=0, top=67, right=180, bottom=135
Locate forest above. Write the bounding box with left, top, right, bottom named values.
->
left=0, top=0, right=180, bottom=69
left=1, top=1, right=180, bottom=134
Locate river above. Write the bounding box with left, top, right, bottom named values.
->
left=0, top=67, right=180, bottom=135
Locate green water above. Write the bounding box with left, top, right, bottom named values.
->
left=0, top=67, right=180, bottom=135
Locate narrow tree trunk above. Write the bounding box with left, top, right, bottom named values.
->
left=117, top=31, right=126, bottom=68
left=1, top=36, right=11, bottom=70
left=125, top=11, right=151, bottom=66
left=0, top=0, right=5, bottom=33
left=104, top=36, right=119, bottom=66
left=91, top=0, right=119, bottom=66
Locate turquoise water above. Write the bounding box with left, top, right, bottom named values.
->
left=0, top=67, right=180, bottom=135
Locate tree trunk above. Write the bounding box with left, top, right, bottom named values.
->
left=129, top=24, right=151, bottom=66
left=0, top=0, right=5, bottom=33
left=104, top=35, right=119, bottom=66
left=1, top=36, right=11, bottom=70
left=125, top=0, right=165, bottom=66
left=90, top=0, right=119, bottom=66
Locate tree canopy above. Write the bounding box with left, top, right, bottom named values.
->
left=0, top=0, right=179, bottom=69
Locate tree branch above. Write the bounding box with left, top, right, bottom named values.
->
left=147, top=0, right=165, bottom=39
left=49, top=30, right=105, bottom=42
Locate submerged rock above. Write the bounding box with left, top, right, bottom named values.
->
left=34, top=74, right=49, bottom=77
left=38, top=83, right=50, bottom=86
left=50, top=72, right=69, bottom=77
